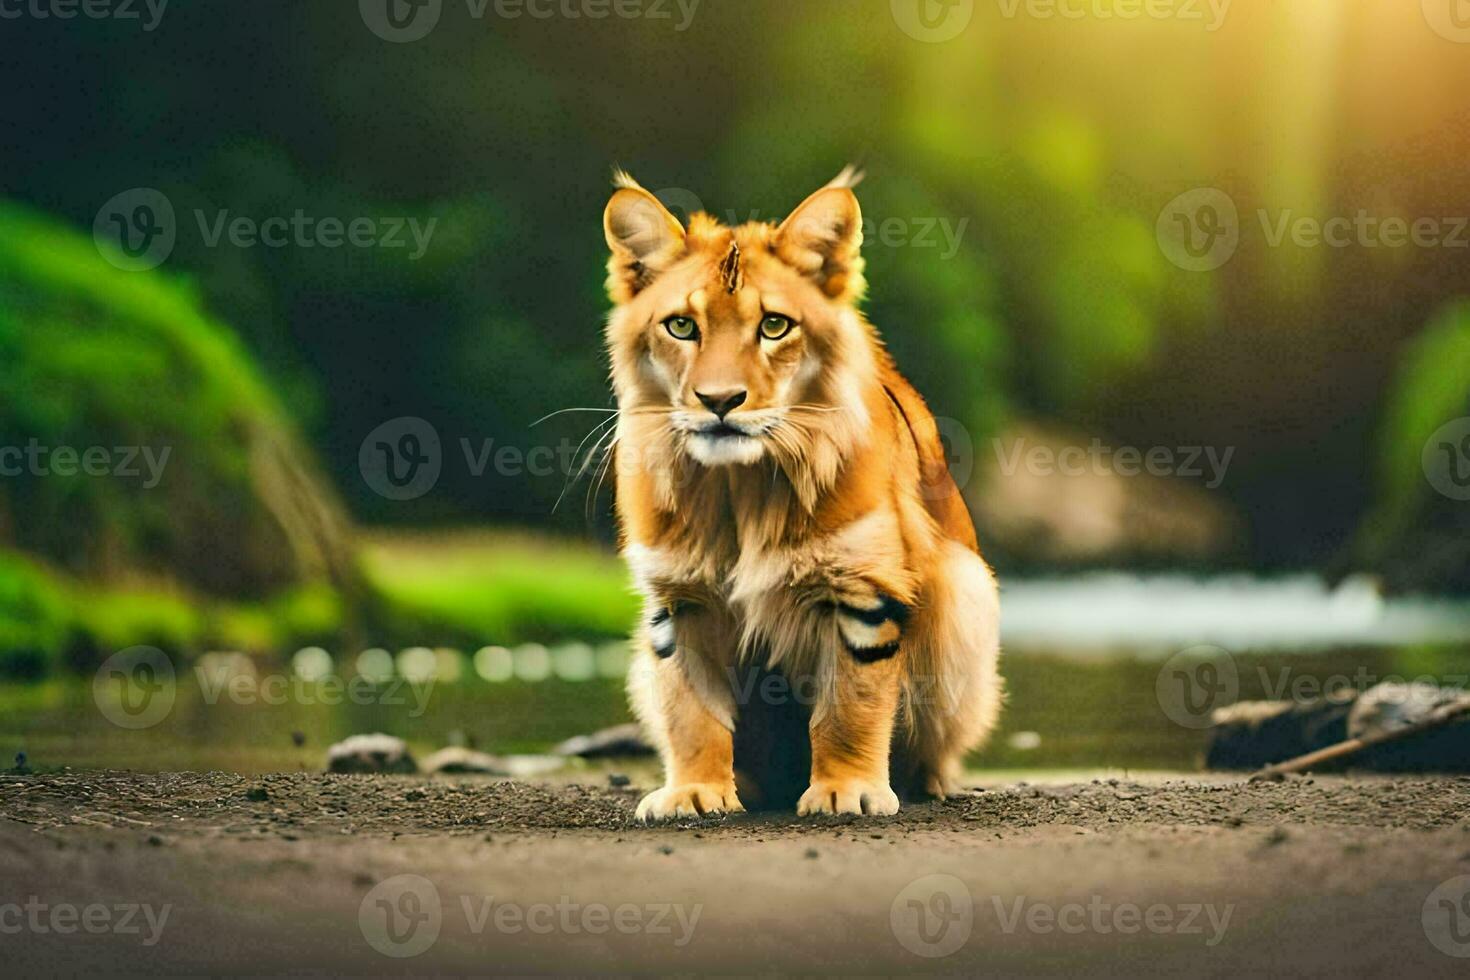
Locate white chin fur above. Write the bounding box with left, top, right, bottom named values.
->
left=687, top=433, right=765, bottom=466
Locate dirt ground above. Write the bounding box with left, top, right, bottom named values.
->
left=3, top=770, right=1469, bottom=976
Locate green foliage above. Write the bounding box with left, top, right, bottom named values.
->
left=0, top=553, right=71, bottom=678
left=0, top=202, right=350, bottom=597
left=362, top=535, right=636, bottom=646
left=1355, top=301, right=1470, bottom=570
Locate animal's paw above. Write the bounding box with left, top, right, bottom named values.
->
left=797, top=778, right=900, bottom=817
left=835, top=588, right=910, bottom=663
left=922, top=770, right=961, bottom=800
left=635, top=782, right=744, bottom=822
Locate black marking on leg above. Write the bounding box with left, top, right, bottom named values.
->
left=838, top=593, right=910, bottom=628
left=846, top=640, right=900, bottom=663
left=650, top=605, right=677, bottom=658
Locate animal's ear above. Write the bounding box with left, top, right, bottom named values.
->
left=604, top=173, right=686, bottom=303
left=775, top=177, right=865, bottom=303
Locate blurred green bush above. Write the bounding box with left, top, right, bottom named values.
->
left=0, top=202, right=355, bottom=598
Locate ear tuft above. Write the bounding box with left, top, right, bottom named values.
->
left=604, top=178, right=686, bottom=303
left=776, top=185, right=865, bottom=303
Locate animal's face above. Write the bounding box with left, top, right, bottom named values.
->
left=604, top=170, right=875, bottom=470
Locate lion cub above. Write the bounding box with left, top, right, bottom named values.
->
left=602, top=169, right=1002, bottom=819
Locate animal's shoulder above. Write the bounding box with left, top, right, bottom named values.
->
left=876, top=359, right=979, bottom=552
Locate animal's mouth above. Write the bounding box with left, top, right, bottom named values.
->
left=697, top=422, right=751, bottom=440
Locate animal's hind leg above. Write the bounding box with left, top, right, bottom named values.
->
left=899, top=541, right=1003, bottom=799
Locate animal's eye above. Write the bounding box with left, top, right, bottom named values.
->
left=759, top=314, right=795, bottom=341
left=663, top=316, right=698, bottom=341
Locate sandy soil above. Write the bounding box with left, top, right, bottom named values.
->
left=3, top=770, right=1469, bottom=976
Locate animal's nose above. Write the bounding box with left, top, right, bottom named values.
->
left=695, top=388, right=748, bottom=419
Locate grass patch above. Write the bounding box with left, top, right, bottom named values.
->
left=362, top=529, right=637, bottom=646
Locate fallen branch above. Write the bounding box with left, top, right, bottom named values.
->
left=1248, top=699, right=1470, bottom=781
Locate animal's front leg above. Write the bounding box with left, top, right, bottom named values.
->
left=798, top=586, right=908, bottom=816
left=632, top=606, right=744, bottom=822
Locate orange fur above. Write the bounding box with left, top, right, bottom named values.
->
left=603, top=170, right=1002, bottom=819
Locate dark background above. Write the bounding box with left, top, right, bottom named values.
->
left=3, top=0, right=1470, bottom=676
